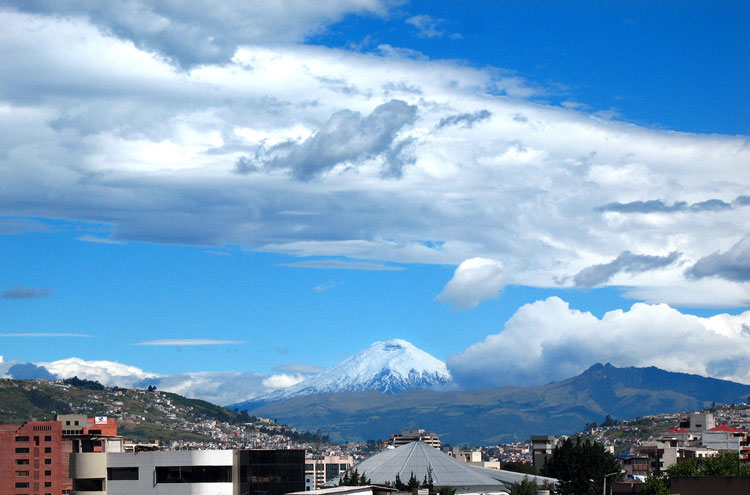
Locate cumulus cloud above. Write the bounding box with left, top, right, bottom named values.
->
left=574, top=250, right=680, bottom=288
left=2, top=285, right=52, bottom=299
left=36, top=357, right=297, bottom=405
left=686, top=236, right=750, bottom=282
left=237, top=100, right=418, bottom=180
left=0, top=7, right=747, bottom=308
left=447, top=297, right=750, bottom=389
left=8, top=362, right=57, bottom=380
left=437, top=258, right=506, bottom=310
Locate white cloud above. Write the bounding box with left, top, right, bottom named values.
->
left=437, top=258, right=506, bottom=310
left=0, top=7, right=747, bottom=308
left=447, top=297, right=750, bottom=388
left=40, top=357, right=160, bottom=387
left=35, top=357, right=302, bottom=405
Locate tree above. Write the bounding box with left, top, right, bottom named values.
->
left=509, top=477, right=539, bottom=495
left=394, top=473, right=406, bottom=490
left=541, top=436, right=622, bottom=495
left=436, top=487, right=456, bottom=495
left=641, top=475, right=669, bottom=495
left=407, top=471, right=420, bottom=490
left=502, top=461, right=537, bottom=475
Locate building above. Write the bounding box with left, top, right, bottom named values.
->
left=327, top=441, right=556, bottom=494
left=68, top=448, right=305, bottom=495
left=0, top=420, right=66, bottom=495
left=702, top=423, right=747, bottom=453
left=305, top=454, right=355, bottom=490
left=0, top=416, right=121, bottom=495
left=452, top=448, right=501, bottom=470
left=530, top=435, right=558, bottom=471
left=389, top=429, right=440, bottom=449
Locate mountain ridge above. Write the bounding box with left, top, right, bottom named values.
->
left=231, top=339, right=452, bottom=409
left=242, top=362, right=750, bottom=444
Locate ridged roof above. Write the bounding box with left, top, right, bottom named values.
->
left=329, top=442, right=556, bottom=491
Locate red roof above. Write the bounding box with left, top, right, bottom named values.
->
left=666, top=428, right=690, bottom=433
left=708, top=423, right=745, bottom=433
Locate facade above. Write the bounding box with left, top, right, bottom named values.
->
left=389, top=429, right=440, bottom=449
left=68, top=448, right=305, bottom=495
left=0, top=416, right=121, bottom=495
left=702, top=423, right=747, bottom=453
left=530, top=435, right=558, bottom=471
left=305, top=454, right=355, bottom=490
left=0, top=421, right=66, bottom=495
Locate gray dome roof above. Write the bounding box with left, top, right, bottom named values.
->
left=330, top=442, right=556, bottom=491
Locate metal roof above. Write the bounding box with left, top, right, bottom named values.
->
left=328, top=442, right=556, bottom=490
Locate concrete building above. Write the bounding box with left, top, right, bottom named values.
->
left=530, top=435, right=558, bottom=471
left=69, top=448, right=304, bottom=495
left=702, top=423, right=747, bottom=453
left=389, top=429, right=440, bottom=449
left=305, top=454, right=355, bottom=490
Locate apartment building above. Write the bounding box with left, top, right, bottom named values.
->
left=388, top=429, right=440, bottom=449
left=305, top=454, right=355, bottom=490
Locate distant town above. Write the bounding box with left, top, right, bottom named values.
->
left=1, top=377, right=749, bottom=494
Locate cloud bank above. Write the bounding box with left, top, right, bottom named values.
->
left=0, top=6, right=747, bottom=309
left=447, top=297, right=750, bottom=388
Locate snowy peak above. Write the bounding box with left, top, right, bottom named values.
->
left=235, top=339, right=452, bottom=407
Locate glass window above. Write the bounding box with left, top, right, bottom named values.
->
left=155, top=466, right=232, bottom=483
left=15, top=448, right=29, bottom=454
left=16, top=459, right=30, bottom=465
left=44, top=447, right=52, bottom=453
left=15, top=436, right=29, bottom=442
left=15, top=482, right=30, bottom=488
left=45, top=459, right=52, bottom=465
left=108, top=467, right=139, bottom=481
left=15, top=471, right=30, bottom=476
left=44, top=436, right=52, bottom=441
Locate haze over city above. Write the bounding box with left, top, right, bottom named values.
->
left=1, top=0, right=748, bottom=406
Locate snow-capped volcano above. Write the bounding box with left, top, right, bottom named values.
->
left=232, top=339, right=452, bottom=408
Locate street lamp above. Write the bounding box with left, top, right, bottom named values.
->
left=603, top=470, right=625, bottom=495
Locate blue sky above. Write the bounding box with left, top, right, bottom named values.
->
left=0, top=0, right=748, bottom=405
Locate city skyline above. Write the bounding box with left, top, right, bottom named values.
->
left=1, top=1, right=748, bottom=405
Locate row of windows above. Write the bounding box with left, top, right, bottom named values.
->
left=15, top=435, right=53, bottom=442
left=14, top=458, right=53, bottom=465
left=155, top=465, right=232, bottom=484
left=15, top=470, right=52, bottom=476
left=15, top=447, right=53, bottom=453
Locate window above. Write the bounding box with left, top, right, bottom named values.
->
left=15, top=436, right=29, bottom=442
left=44, top=482, right=52, bottom=487
left=45, top=459, right=52, bottom=465
left=107, top=467, right=139, bottom=481
left=15, top=448, right=29, bottom=454
left=15, top=482, right=30, bottom=488
left=155, top=466, right=232, bottom=483
left=15, top=471, right=30, bottom=477
left=73, top=479, right=104, bottom=491
left=44, top=447, right=52, bottom=453
left=45, top=470, right=52, bottom=476
left=44, top=436, right=52, bottom=441
left=16, top=459, right=30, bottom=465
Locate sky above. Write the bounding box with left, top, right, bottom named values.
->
left=0, top=0, right=749, bottom=406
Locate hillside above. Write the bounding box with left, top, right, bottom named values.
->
left=0, top=378, right=324, bottom=446
left=247, top=363, right=750, bottom=444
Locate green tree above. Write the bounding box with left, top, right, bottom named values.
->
left=436, top=487, right=456, bottom=495
left=359, top=471, right=371, bottom=486
left=541, top=437, right=622, bottom=495
left=407, top=471, right=420, bottom=490
left=394, top=473, right=405, bottom=490
left=641, top=475, right=669, bottom=495
left=509, top=477, right=539, bottom=495
left=502, top=461, right=537, bottom=475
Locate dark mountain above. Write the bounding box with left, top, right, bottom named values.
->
left=244, top=363, right=750, bottom=445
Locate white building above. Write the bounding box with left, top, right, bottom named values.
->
left=305, top=455, right=355, bottom=490
left=389, top=429, right=440, bottom=449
